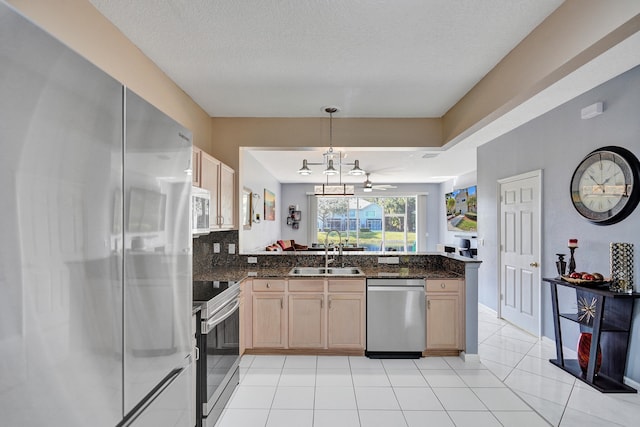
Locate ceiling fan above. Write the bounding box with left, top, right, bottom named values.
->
left=363, top=173, right=397, bottom=192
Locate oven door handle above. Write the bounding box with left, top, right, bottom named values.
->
left=204, top=298, right=240, bottom=333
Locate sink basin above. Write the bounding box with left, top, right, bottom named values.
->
left=288, top=266, right=364, bottom=276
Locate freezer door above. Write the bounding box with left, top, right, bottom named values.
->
left=122, top=363, right=194, bottom=427
left=0, top=3, right=123, bottom=426
left=123, top=89, right=193, bottom=413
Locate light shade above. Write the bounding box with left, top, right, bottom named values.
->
left=363, top=187, right=373, bottom=192
left=314, top=184, right=355, bottom=195
left=297, top=159, right=312, bottom=175
left=323, top=159, right=339, bottom=176
left=348, top=159, right=365, bottom=176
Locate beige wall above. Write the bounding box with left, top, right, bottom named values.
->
left=7, top=0, right=213, bottom=151
left=10, top=0, right=639, bottom=164
left=211, top=117, right=442, bottom=170
left=442, top=0, right=640, bottom=145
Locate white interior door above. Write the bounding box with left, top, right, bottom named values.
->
left=499, top=171, right=542, bottom=336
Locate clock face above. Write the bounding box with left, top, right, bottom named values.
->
left=570, top=146, right=640, bottom=225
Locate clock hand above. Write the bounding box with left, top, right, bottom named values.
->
left=588, top=173, right=601, bottom=185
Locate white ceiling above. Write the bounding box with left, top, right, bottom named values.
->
left=89, top=0, right=640, bottom=184
left=89, top=0, right=563, bottom=118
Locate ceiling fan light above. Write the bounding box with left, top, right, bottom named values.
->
left=297, top=159, right=312, bottom=175
left=323, top=159, right=338, bottom=176
left=348, top=159, right=365, bottom=176
left=363, top=187, right=373, bottom=192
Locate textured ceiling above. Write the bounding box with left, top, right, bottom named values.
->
left=86, top=0, right=639, bottom=183
left=89, top=0, right=563, bottom=118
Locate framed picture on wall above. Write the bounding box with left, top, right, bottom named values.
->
left=264, top=188, right=275, bottom=221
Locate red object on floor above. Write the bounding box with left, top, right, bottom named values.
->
left=577, top=332, right=602, bottom=373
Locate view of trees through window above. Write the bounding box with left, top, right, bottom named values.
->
left=316, top=196, right=417, bottom=252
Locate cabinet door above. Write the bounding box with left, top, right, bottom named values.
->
left=426, top=294, right=460, bottom=350
left=219, top=163, right=235, bottom=229
left=288, top=294, right=325, bottom=348
left=192, top=147, right=201, bottom=187
left=200, top=151, right=220, bottom=229
left=252, top=294, right=285, bottom=348
left=327, top=294, right=365, bottom=349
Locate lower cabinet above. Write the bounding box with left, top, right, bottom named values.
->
left=327, top=294, right=364, bottom=349
left=245, top=277, right=365, bottom=352
left=288, top=293, right=325, bottom=348
left=425, top=278, right=465, bottom=351
left=252, top=279, right=286, bottom=348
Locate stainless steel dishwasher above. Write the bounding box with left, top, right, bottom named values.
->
left=366, top=278, right=426, bottom=358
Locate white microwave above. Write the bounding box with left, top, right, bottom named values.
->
left=192, top=186, right=211, bottom=236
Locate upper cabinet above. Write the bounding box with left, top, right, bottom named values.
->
left=192, top=146, right=201, bottom=187
left=193, top=147, right=236, bottom=230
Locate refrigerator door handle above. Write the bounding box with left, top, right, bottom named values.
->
left=116, top=367, right=184, bottom=427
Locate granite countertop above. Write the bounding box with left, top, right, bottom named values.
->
left=194, top=265, right=462, bottom=283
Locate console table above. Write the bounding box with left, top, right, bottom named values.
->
left=543, top=277, right=640, bottom=393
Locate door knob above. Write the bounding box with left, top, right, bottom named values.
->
left=530, top=262, right=539, bottom=268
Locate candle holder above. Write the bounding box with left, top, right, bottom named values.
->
left=555, top=253, right=567, bottom=277
left=568, top=247, right=577, bottom=274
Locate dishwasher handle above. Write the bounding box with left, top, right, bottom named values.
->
left=368, top=285, right=424, bottom=292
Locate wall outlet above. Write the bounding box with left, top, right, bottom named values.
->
left=247, top=257, right=258, bottom=264
left=213, top=243, right=220, bottom=253
left=378, top=257, right=400, bottom=264
left=228, top=243, right=235, bottom=254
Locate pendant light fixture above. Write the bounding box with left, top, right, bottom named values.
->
left=297, top=106, right=365, bottom=179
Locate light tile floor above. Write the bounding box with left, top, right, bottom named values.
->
left=216, top=305, right=640, bottom=426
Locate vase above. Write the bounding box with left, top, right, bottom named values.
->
left=577, top=332, right=602, bottom=374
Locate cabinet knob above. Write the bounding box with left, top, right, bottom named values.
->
left=266, top=283, right=270, bottom=288
left=427, top=300, right=431, bottom=309
left=441, top=283, right=446, bottom=289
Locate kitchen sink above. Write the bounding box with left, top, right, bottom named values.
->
left=288, top=266, right=364, bottom=276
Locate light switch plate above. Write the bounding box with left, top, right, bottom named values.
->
left=247, top=257, right=257, bottom=264
left=228, top=243, right=235, bottom=254
left=213, top=243, right=220, bottom=253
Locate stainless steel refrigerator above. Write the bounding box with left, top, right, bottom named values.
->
left=0, top=3, right=194, bottom=426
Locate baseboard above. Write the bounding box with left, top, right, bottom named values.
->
left=460, top=352, right=481, bottom=363
left=624, top=376, right=640, bottom=391
left=478, top=303, right=497, bottom=315
left=542, top=336, right=577, bottom=358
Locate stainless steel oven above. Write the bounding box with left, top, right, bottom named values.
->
left=193, top=280, right=240, bottom=427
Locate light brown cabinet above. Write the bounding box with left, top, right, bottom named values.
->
left=327, top=279, right=365, bottom=349
left=288, top=293, right=325, bottom=348
left=244, top=278, right=365, bottom=353
left=425, top=278, right=465, bottom=352
left=192, top=146, right=201, bottom=187
left=251, top=279, right=286, bottom=348
left=192, top=146, right=235, bottom=230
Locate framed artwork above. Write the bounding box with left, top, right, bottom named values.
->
left=264, top=189, right=275, bottom=221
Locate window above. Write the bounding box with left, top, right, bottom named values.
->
left=316, top=196, right=417, bottom=252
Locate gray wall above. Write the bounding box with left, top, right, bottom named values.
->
left=477, top=65, right=640, bottom=382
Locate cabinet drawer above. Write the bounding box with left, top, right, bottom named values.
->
left=328, top=279, right=365, bottom=293
left=426, top=279, right=462, bottom=293
left=288, top=279, right=325, bottom=292
left=253, top=279, right=285, bottom=292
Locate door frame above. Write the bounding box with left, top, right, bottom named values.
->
left=496, top=169, right=543, bottom=337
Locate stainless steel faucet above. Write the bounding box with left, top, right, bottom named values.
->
left=324, top=229, right=342, bottom=269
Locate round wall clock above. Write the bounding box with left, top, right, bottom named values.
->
left=570, top=146, right=640, bottom=225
